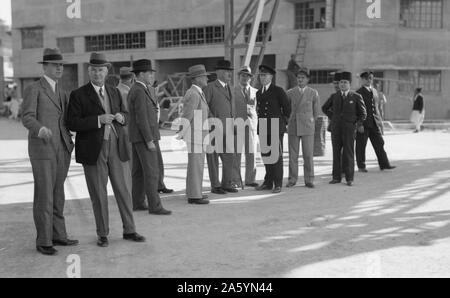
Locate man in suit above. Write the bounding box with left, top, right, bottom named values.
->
left=67, top=53, right=145, bottom=247
left=22, top=48, right=78, bottom=256
left=255, top=65, right=291, bottom=194
left=116, top=67, right=134, bottom=194
left=286, top=68, right=320, bottom=189
left=356, top=72, right=396, bottom=172
left=204, top=60, right=238, bottom=194
left=127, top=59, right=172, bottom=215
left=233, top=66, right=259, bottom=188
left=178, top=65, right=211, bottom=205
left=322, top=71, right=367, bottom=186
left=411, top=87, right=425, bottom=133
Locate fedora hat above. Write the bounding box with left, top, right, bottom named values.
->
left=88, top=52, right=111, bottom=68
left=38, top=48, right=66, bottom=64
left=119, top=67, right=134, bottom=77
left=132, top=59, right=155, bottom=74
left=238, top=66, right=254, bottom=77
left=259, top=64, right=276, bottom=75
left=188, top=64, right=209, bottom=79
left=215, top=60, right=234, bottom=71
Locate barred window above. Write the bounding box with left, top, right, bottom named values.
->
left=398, top=70, right=441, bottom=92
left=244, top=22, right=272, bottom=43
left=158, top=26, right=224, bottom=48
left=21, top=27, right=43, bottom=49
left=400, top=0, right=443, bottom=28
left=85, top=32, right=145, bottom=52
left=295, top=1, right=327, bottom=30
left=309, top=70, right=338, bottom=84
left=57, top=37, right=74, bottom=53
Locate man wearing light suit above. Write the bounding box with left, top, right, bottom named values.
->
left=233, top=66, right=259, bottom=188
left=286, top=68, right=320, bottom=189
left=67, top=53, right=145, bottom=248
left=22, top=48, right=78, bottom=256
left=178, top=65, right=211, bottom=205
left=204, top=60, right=237, bottom=194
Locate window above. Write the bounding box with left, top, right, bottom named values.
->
left=85, top=32, right=145, bottom=52
left=295, top=0, right=328, bottom=30
left=400, top=0, right=443, bottom=28
left=21, top=27, right=43, bottom=49
left=157, top=26, right=225, bottom=48
left=309, top=69, right=338, bottom=84
left=244, top=22, right=272, bottom=43
left=398, top=70, right=441, bottom=92
left=57, top=37, right=74, bottom=53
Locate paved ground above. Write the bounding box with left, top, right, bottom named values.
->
left=1, top=117, right=450, bottom=278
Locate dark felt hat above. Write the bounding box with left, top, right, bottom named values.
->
left=38, top=48, right=66, bottom=64
left=132, top=59, right=155, bottom=74
left=215, top=60, right=234, bottom=71
left=340, top=71, right=352, bottom=83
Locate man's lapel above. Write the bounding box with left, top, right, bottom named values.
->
left=40, top=77, right=62, bottom=112
left=86, top=83, right=105, bottom=112
left=215, top=80, right=231, bottom=100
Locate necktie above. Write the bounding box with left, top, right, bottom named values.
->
left=99, top=88, right=111, bottom=140
left=55, top=82, right=62, bottom=109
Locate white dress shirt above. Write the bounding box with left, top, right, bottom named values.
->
left=43, top=75, right=57, bottom=93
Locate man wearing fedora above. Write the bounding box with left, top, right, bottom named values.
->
left=127, top=59, right=172, bottom=215
left=117, top=67, right=135, bottom=194
left=233, top=66, right=259, bottom=188
left=255, top=65, right=291, bottom=194
left=67, top=53, right=145, bottom=247
left=322, top=71, right=367, bottom=186
left=178, top=65, right=211, bottom=205
left=356, top=71, right=396, bottom=173
left=22, top=48, right=77, bottom=256
left=204, top=59, right=238, bottom=194
left=286, top=68, right=320, bottom=189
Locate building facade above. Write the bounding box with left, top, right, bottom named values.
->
left=11, top=0, right=450, bottom=120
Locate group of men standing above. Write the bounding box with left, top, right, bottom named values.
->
left=22, top=48, right=396, bottom=256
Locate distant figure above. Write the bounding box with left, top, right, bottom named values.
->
left=410, top=88, right=425, bottom=133
left=373, top=83, right=387, bottom=120
left=287, top=55, right=300, bottom=90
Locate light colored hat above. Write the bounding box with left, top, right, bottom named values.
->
left=238, top=66, right=253, bottom=77
left=119, top=67, right=133, bottom=77
left=188, top=64, right=209, bottom=78
left=88, top=52, right=111, bottom=68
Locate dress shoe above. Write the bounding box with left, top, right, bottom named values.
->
left=158, top=188, right=174, bottom=194
left=53, top=239, right=79, bottom=247
left=272, top=187, right=282, bottom=194
left=329, top=180, right=341, bottom=184
left=188, top=198, right=210, bottom=205
left=255, top=184, right=273, bottom=191
left=97, top=237, right=109, bottom=248
left=381, top=166, right=396, bottom=171
left=305, top=183, right=315, bottom=189
left=245, top=183, right=259, bottom=187
left=358, top=168, right=368, bottom=173
left=347, top=181, right=353, bottom=187
left=36, top=246, right=57, bottom=256
left=123, top=233, right=146, bottom=243
left=149, top=208, right=172, bottom=215
left=223, top=187, right=238, bottom=193
left=211, top=188, right=227, bottom=195
left=286, top=182, right=296, bottom=188
left=133, top=205, right=149, bottom=211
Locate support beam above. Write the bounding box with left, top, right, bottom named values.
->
left=0, top=56, right=4, bottom=108
left=243, top=0, right=265, bottom=67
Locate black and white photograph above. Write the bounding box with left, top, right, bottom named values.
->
left=1, top=0, right=450, bottom=283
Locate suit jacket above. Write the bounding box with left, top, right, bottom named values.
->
left=67, top=83, right=129, bottom=165
left=234, top=85, right=258, bottom=131
left=256, top=84, right=291, bottom=136
left=127, top=82, right=161, bottom=144
left=322, top=91, right=367, bottom=132
left=356, top=87, right=383, bottom=131
left=179, top=85, right=210, bottom=145
left=22, top=77, right=74, bottom=159
left=413, top=95, right=424, bottom=112
left=204, top=80, right=235, bottom=137
left=287, top=86, right=320, bottom=136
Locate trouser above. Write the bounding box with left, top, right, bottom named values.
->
left=233, top=126, right=257, bottom=186
left=288, top=134, right=315, bottom=185
left=83, top=134, right=136, bottom=238
left=131, top=142, right=164, bottom=212
left=186, top=141, right=206, bottom=199
left=31, top=142, right=71, bottom=247
left=155, top=141, right=166, bottom=190
left=356, top=126, right=391, bottom=170
left=331, top=123, right=356, bottom=182
left=261, top=134, right=284, bottom=188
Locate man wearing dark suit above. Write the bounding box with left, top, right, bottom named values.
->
left=67, top=53, right=145, bottom=248
left=22, top=48, right=78, bottom=256
left=322, top=71, right=367, bottom=186
left=128, top=59, right=172, bottom=215
left=255, top=65, right=291, bottom=194
left=204, top=60, right=238, bottom=194
left=356, top=72, right=396, bottom=172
